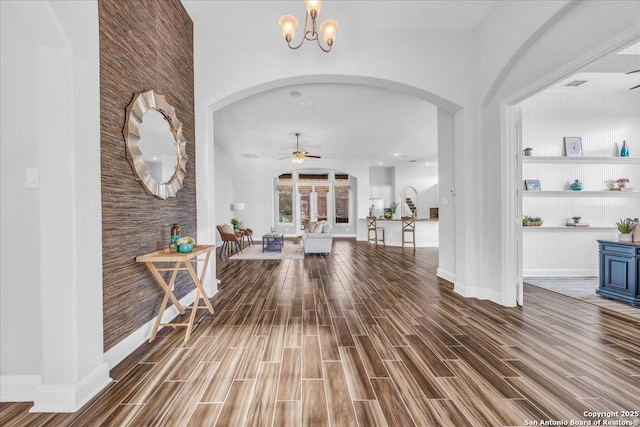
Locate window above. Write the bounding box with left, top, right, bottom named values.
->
left=277, top=185, right=293, bottom=223
left=315, top=185, right=329, bottom=222
left=335, top=185, right=350, bottom=224
left=299, top=173, right=329, bottom=181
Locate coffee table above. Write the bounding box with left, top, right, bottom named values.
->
left=262, top=233, right=284, bottom=252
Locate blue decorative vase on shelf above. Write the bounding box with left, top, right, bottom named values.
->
left=620, top=140, right=629, bottom=157
left=570, top=179, right=583, bottom=191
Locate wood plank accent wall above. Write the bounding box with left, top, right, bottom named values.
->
left=99, top=0, right=196, bottom=351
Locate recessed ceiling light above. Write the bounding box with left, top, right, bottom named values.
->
left=378, top=162, right=383, bottom=166
left=289, top=90, right=301, bottom=97
left=394, top=153, right=400, bottom=156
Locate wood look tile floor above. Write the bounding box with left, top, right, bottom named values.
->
left=2, top=239, right=639, bottom=426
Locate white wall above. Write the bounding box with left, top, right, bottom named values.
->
left=370, top=167, right=394, bottom=185
left=437, top=108, right=456, bottom=282
left=214, top=145, right=235, bottom=240
left=1, top=0, right=42, bottom=383
left=521, top=91, right=640, bottom=156
left=1, top=0, right=109, bottom=410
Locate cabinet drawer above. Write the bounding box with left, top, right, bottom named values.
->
left=599, top=244, right=637, bottom=256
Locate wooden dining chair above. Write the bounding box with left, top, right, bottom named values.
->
left=401, top=216, right=416, bottom=249
left=366, top=216, right=385, bottom=246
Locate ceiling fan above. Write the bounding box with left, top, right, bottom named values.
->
left=626, top=70, right=640, bottom=90
left=279, top=133, right=321, bottom=163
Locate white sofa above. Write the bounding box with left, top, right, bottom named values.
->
left=302, top=221, right=333, bottom=255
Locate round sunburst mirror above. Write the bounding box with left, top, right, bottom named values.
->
left=123, top=90, right=188, bottom=199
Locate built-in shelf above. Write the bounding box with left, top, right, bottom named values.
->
left=523, top=190, right=640, bottom=197
left=523, top=156, right=640, bottom=164
left=522, top=226, right=616, bottom=231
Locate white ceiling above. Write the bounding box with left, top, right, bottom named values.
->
left=183, top=1, right=499, bottom=31
left=185, top=2, right=640, bottom=168
left=213, top=83, right=438, bottom=167
left=550, top=42, right=640, bottom=92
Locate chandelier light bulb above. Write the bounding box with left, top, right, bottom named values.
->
left=305, top=0, right=323, bottom=18
left=320, top=19, right=338, bottom=45
left=279, top=15, right=299, bottom=42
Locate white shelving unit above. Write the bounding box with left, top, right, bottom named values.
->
left=524, top=190, right=639, bottom=197
left=519, top=90, right=640, bottom=277
left=523, top=156, right=640, bottom=164
left=522, top=155, right=640, bottom=276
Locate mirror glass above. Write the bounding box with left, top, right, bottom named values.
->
left=139, top=109, right=178, bottom=184
left=124, top=90, right=188, bottom=199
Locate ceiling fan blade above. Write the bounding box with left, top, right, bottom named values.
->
left=625, top=69, right=640, bottom=74
left=305, top=154, right=321, bottom=159
left=630, top=84, right=640, bottom=90
left=278, top=156, right=291, bottom=160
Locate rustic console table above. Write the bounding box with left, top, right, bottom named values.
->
left=136, top=244, right=216, bottom=343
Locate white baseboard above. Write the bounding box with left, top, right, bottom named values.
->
left=1, top=279, right=221, bottom=409
left=103, top=283, right=219, bottom=370
left=382, top=241, right=439, bottom=248
left=523, top=269, right=598, bottom=277
left=0, top=375, right=41, bottom=402
left=454, top=281, right=503, bottom=306
left=30, top=363, right=111, bottom=413
left=436, top=268, right=456, bottom=283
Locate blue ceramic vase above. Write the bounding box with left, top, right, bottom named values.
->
left=570, top=179, right=583, bottom=191
left=620, top=141, right=629, bottom=157
left=178, top=242, right=193, bottom=253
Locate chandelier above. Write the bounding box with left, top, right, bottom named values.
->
left=279, top=0, right=339, bottom=53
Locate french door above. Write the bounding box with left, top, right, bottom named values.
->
left=297, top=184, right=331, bottom=232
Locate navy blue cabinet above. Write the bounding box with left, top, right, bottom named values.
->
left=597, top=240, right=640, bottom=307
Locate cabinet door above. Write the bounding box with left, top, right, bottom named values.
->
left=602, top=254, right=634, bottom=296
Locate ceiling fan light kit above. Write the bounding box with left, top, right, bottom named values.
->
left=279, top=0, right=339, bottom=53
left=280, top=132, right=322, bottom=164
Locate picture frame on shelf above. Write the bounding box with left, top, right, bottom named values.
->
left=564, top=137, right=583, bottom=157
left=524, top=179, right=541, bottom=191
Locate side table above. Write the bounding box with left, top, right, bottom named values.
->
left=136, top=244, right=216, bottom=343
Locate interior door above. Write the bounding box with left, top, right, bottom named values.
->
left=297, top=184, right=331, bottom=233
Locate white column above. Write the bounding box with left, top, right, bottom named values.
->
left=29, top=1, right=110, bottom=412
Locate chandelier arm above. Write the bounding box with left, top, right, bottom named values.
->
left=287, top=12, right=311, bottom=50
left=316, top=37, right=332, bottom=52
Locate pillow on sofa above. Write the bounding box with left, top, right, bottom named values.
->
left=311, top=221, right=326, bottom=233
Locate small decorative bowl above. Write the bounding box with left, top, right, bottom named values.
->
left=177, top=242, right=193, bottom=253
